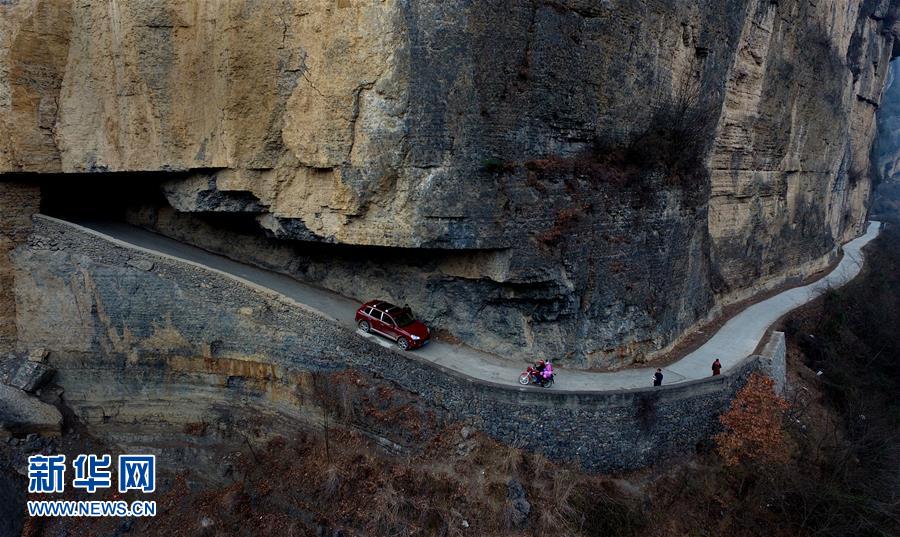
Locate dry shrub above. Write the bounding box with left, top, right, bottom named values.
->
left=524, top=72, right=715, bottom=193
left=321, top=464, right=342, bottom=498
left=368, top=481, right=403, bottom=535
left=525, top=149, right=635, bottom=186
left=537, top=202, right=592, bottom=245
left=565, top=481, right=645, bottom=537
left=624, top=95, right=715, bottom=189
left=182, top=421, right=209, bottom=436
left=715, top=373, right=790, bottom=467
left=498, top=444, right=523, bottom=476
left=535, top=469, right=579, bottom=534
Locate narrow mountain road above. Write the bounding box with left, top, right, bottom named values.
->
left=67, top=217, right=882, bottom=391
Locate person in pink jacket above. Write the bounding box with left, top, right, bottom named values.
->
left=540, top=361, right=554, bottom=386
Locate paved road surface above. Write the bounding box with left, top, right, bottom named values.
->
left=67, top=218, right=881, bottom=391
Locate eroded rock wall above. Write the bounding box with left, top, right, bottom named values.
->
left=875, top=59, right=900, bottom=183
left=0, top=182, right=39, bottom=352
left=2, top=0, right=898, bottom=367
left=708, top=0, right=898, bottom=299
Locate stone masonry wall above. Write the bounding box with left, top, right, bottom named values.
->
left=12, top=216, right=786, bottom=472
left=758, top=331, right=786, bottom=395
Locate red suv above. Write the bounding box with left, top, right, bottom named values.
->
left=355, top=300, right=430, bottom=350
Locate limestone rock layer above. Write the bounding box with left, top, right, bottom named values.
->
left=2, top=0, right=898, bottom=367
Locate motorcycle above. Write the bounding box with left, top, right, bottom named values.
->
left=518, top=362, right=554, bottom=388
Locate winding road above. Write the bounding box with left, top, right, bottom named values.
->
left=66, top=217, right=882, bottom=391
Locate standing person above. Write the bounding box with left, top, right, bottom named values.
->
left=712, top=359, right=722, bottom=376
left=653, top=368, right=663, bottom=387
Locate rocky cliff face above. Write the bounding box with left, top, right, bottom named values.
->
left=875, top=59, right=900, bottom=182
left=0, top=182, right=39, bottom=352
left=709, top=0, right=896, bottom=297
left=873, top=57, right=900, bottom=215
left=2, top=0, right=898, bottom=367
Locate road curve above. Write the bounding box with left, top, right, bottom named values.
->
left=67, top=218, right=882, bottom=391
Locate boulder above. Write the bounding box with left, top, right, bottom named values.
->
left=506, top=478, right=531, bottom=528
left=0, top=384, right=62, bottom=436
left=8, top=361, right=54, bottom=393
left=27, top=348, right=48, bottom=363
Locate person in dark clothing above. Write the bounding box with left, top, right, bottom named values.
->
left=653, top=368, right=663, bottom=387
left=712, top=359, right=722, bottom=376
left=533, top=359, right=547, bottom=386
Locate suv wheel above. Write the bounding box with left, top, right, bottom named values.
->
left=358, top=320, right=371, bottom=333
left=397, top=337, right=409, bottom=350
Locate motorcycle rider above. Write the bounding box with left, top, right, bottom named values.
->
left=532, top=359, right=555, bottom=387
left=519, top=359, right=554, bottom=387
left=541, top=360, right=554, bottom=386
left=533, top=359, right=546, bottom=385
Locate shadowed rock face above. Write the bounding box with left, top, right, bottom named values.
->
left=872, top=58, right=900, bottom=218
left=0, top=182, right=39, bottom=352
left=873, top=57, right=900, bottom=216
left=2, top=0, right=899, bottom=367
left=875, top=59, right=900, bottom=184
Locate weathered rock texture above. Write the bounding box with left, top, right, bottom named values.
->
left=873, top=58, right=900, bottom=215
left=875, top=59, right=900, bottom=183
left=0, top=384, right=62, bottom=436
left=2, top=0, right=899, bottom=367
left=0, top=182, right=39, bottom=353
left=709, top=0, right=898, bottom=300
left=11, top=216, right=786, bottom=472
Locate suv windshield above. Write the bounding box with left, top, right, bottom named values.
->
left=392, top=311, right=415, bottom=327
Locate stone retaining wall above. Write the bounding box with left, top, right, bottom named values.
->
left=12, top=216, right=787, bottom=472
left=759, top=331, right=787, bottom=395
